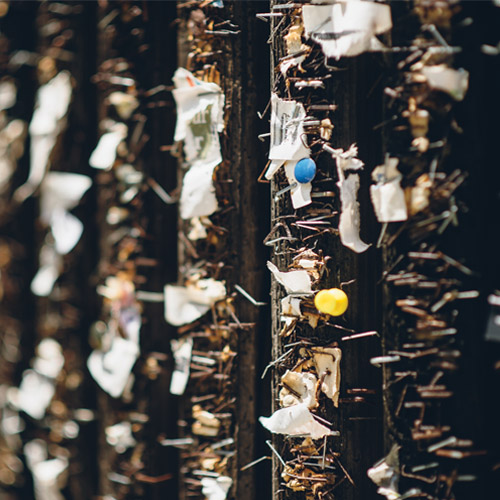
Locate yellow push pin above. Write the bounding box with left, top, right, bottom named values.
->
left=314, top=288, right=348, bottom=316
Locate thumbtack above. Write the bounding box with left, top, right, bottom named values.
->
left=314, top=288, right=348, bottom=316
left=294, top=158, right=317, bottom=184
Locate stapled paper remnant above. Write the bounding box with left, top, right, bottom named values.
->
left=268, top=94, right=310, bottom=164
left=173, top=68, right=224, bottom=218
left=327, top=145, right=370, bottom=253
left=421, top=65, right=469, bottom=101
left=280, top=370, right=318, bottom=409
left=16, top=339, right=64, bottom=419
left=87, top=337, right=140, bottom=399
left=40, top=172, right=92, bottom=254
left=0, top=80, right=16, bottom=110
left=164, top=278, right=226, bottom=326
left=173, top=67, right=224, bottom=168
left=311, top=347, right=341, bottom=407
left=302, top=1, right=392, bottom=60
left=105, top=422, right=137, bottom=454
left=89, top=122, right=128, bottom=170
left=108, top=92, right=139, bottom=120
left=259, top=403, right=334, bottom=440
left=14, top=71, right=72, bottom=203
left=170, top=337, right=193, bottom=396
left=368, top=445, right=400, bottom=500
left=267, top=261, right=313, bottom=295
left=284, top=160, right=312, bottom=208
left=192, top=405, right=221, bottom=437
left=201, top=476, right=233, bottom=500
left=24, top=440, right=68, bottom=500
left=180, top=162, right=218, bottom=219
left=370, top=157, right=407, bottom=223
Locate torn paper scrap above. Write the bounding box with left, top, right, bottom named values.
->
left=201, top=476, right=233, bottom=500
left=279, top=370, right=318, bottom=409
left=267, top=261, right=312, bottom=295
left=311, top=347, right=341, bottom=407
left=31, top=244, right=63, bottom=297
left=14, top=71, right=72, bottom=203
left=33, top=338, right=65, bottom=379
left=0, top=80, right=16, bottom=110
left=170, top=337, right=193, bottom=396
left=24, top=440, right=68, bottom=500
left=284, top=160, right=312, bottom=209
left=89, top=123, right=128, bottom=170
left=108, top=92, right=139, bottom=120
left=280, top=22, right=310, bottom=76
left=87, top=337, right=139, bottom=398
left=180, top=162, right=218, bottom=219
left=421, top=65, right=469, bottom=101
left=105, top=422, right=137, bottom=454
left=259, top=403, right=334, bottom=439
left=164, top=278, right=227, bottom=326
left=172, top=68, right=224, bottom=168
left=40, top=172, right=92, bottom=223
left=337, top=174, right=370, bottom=253
left=368, top=445, right=400, bottom=500
left=192, top=406, right=221, bottom=437
left=281, top=295, right=302, bottom=319
left=269, top=94, right=310, bottom=161
left=302, top=2, right=392, bottom=60
left=17, top=370, right=56, bottom=420
left=370, top=157, right=407, bottom=223
left=324, top=144, right=369, bottom=253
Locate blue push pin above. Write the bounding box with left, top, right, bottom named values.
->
left=294, top=158, right=317, bottom=184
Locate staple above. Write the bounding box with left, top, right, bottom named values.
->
left=256, top=12, right=284, bottom=22
left=234, top=284, right=267, bottom=307
left=428, top=436, right=457, bottom=453
left=341, top=331, right=379, bottom=341
left=240, top=455, right=271, bottom=471
left=147, top=177, right=175, bottom=204
left=135, top=472, right=173, bottom=484
left=266, top=440, right=287, bottom=468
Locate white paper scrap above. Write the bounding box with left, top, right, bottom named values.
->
left=267, top=261, right=312, bottom=295
left=87, top=337, right=140, bottom=398
left=201, top=476, right=233, bottom=500
left=164, top=278, right=226, bottom=327
left=284, top=160, right=312, bottom=209
left=338, top=174, right=370, bottom=253
left=259, top=403, right=334, bottom=439
left=370, top=158, right=407, bottom=223
left=89, top=124, right=128, bottom=170
left=421, top=65, right=469, bottom=101
left=269, top=94, right=310, bottom=161
left=24, top=440, right=68, bottom=500
left=311, top=347, right=341, bottom=407
left=280, top=370, right=318, bottom=409
left=14, top=72, right=72, bottom=203
left=172, top=68, right=224, bottom=169
left=0, top=80, right=17, bottom=110
left=33, top=339, right=65, bottom=379
left=170, top=337, right=193, bottom=396
left=180, top=162, right=218, bottom=219
left=31, top=244, right=63, bottom=297
left=17, top=370, right=56, bottom=420
left=302, top=2, right=392, bottom=60
left=105, top=422, right=137, bottom=453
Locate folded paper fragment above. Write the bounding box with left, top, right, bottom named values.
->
left=302, top=2, right=392, bottom=60
left=267, top=261, right=312, bottom=295
left=259, top=403, right=334, bottom=439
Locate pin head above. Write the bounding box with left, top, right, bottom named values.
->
left=294, top=158, right=316, bottom=184
left=314, top=288, right=348, bottom=316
